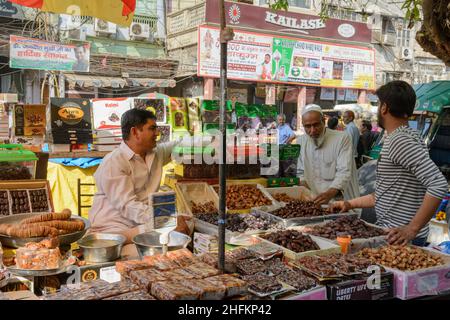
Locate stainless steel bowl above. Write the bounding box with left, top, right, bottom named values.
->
left=77, top=233, right=126, bottom=263
left=133, top=231, right=191, bottom=258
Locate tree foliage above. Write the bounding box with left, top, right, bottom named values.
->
left=268, top=0, right=449, bottom=66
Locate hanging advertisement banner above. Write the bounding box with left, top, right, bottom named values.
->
left=10, top=35, right=90, bottom=72
left=198, top=25, right=375, bottom=90
left=92, top=98, right=132, bottom=131
left=198, top=26, right=273, bottom=81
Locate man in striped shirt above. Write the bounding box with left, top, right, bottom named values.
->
left=332, top=81, right=448, bottom=246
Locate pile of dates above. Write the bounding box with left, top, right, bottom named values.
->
left=0, top=164, right=32, bottom=180
left=236, top=259, right=266, bottom=275
left=359, top=246, right=444, bottom=271
left=226, top=185, right=272, bottom=210
left=193, top=209, right=284, bottom=233
left=297, top=253, right=373, bottom=277
left=191, top=201, right=217, bottom=214
left=276, top=268, right=317, bottom=292
left=29, top=189, right=49, bottom=212
left=235, top=257, right=316, bottom=294
left=0, top=191, right=9, bottom=216
left=305, top=216, right=387, bottom=239
left=242, top=273, right=282, bottom=294
left=271, top=200, right=329, bottom=219
left=183, top=164, right=218, bottom=179
left=193, top=211, right=246, bottom=232
left=261, top=230, right=319, bottom=253
left=272, top=193, right=297, bottom=203
left=242, top=212, right=284, bottom=232
left=10, top=190, right=30, bottom=214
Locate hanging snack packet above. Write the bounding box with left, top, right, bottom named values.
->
left=169, top=97, right=189, bottom=131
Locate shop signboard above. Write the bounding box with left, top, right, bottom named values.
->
left=10, top=35, right=90, bottom=72
left=198, top=26, right=375, bottom=90
left=320, top=88, right=335, bottom=101
left=345, top=89, right=359, bottom=101
left=92, top=98, right=132, bottom=131
left=205, top=0, right=372, bottom=43
left=0, top=0, right=25, bottom=19
left=336, top=89, right=346, bottom=101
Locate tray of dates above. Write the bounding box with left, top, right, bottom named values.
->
left=358, top=245, right=449, bottom=272
left=255, top=229, right=340, bottom=261
left=252, top=199, right=360, bottom=227
left=193, top=209, right=285, bottom=246
left=293, top=216, right=388, bottom=250
left=232, top=253, right=319, bottom=298
left=263, top=186, right=315, bottom=205
left=224, top=183, right=279, bottom=214
left=295, top=252, right=377, bottom=279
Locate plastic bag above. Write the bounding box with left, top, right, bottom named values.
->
left=438, top=241, right=450, bottom=254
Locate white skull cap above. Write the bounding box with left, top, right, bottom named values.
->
left=302, top=104, right=323, bottom=116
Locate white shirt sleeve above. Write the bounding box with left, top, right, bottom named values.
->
left=158, top=140, right=179, bottom=166
left=329, top=134, right=353, bottom=191
left=96, top=162, right=152, bottom=225
left=296, top=135, right=305, bottom=179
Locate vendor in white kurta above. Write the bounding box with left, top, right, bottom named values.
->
left=296, top=104, right=360, bottom=205
left=88, top=109, right=188, bottom=257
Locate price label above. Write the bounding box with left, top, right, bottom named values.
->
left=100, top=266, right=121, bottom=283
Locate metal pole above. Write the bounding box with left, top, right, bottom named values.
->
left=218, top=0, right=233, bottom=273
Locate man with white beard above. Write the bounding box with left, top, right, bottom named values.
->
left=296, top=104, right=360, bottom=205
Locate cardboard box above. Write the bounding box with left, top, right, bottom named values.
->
left=283, top=286, right=327, bottom=300
left=0, top=179, right=54, bottom=213
left=327, top=272, right=394, bottom=300
left=389, top=262, right=450, bottom=299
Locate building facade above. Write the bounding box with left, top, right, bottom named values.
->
left=0, top=0, right=178, bottom=104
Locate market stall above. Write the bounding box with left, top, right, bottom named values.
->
left=1, top=92, right=450, bottom=301
left=1, top=176, right=450, bottom=300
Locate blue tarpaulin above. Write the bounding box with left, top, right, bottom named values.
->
left=49, top=157, right=102, bottom=168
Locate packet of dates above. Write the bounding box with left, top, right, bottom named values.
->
left=149, top=191, right=177, bottom=231
left=291, top=217, right=389, bottom=253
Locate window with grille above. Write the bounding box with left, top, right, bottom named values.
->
left=266, top=0, right=311, bottom=9
left=133, top=14, right=158, bottom=32
left=325, top=5, right=363, bottom=22
left=396, top=20, right=411, bottom=47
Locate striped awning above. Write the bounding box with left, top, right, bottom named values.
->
left=65, top=74, right=176, bottom=89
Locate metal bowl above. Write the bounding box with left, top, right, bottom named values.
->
left=77, top=233, right=126, bottom=263
left=133, top=231, right=191, bottom=258
left=0, top=214, right=90, bottom=249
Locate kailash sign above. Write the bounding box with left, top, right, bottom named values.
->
left=264, top=12, right=326, bottom=32
left=205, top=0, right=372, bottom=43
left=198, top=25, right=375, bottom=90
